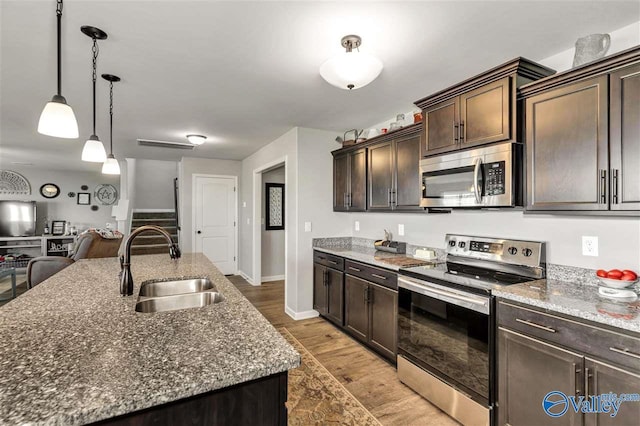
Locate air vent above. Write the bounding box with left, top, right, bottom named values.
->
left=137, top=139, right=195, bottom=150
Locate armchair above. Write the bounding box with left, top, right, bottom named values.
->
left=27, top=231, right=122, bottom=289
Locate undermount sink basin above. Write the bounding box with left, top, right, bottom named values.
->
left=135, top=291, right=224, bottom=313
left=139, top=278, right=215, bottom=298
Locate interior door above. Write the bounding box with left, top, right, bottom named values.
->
left=194, top=176, right=236, bottom=274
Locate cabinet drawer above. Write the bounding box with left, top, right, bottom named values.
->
left=345, top=260, right=397, bottom=290
left=313, top=251, right=344, bottom=271
left=498, top=300, right=640, bottom=372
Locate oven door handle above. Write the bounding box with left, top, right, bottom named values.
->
left=473, top=157, right=482, bottom=204
left=398, top=277, right=490, bottom=315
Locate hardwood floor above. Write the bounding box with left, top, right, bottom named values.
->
left=228, top=276, right=458, bottom=426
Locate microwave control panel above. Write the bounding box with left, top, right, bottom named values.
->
left=483, top=161, right=505, bottom=196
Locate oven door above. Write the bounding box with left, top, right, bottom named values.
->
left=397, top=276, right=491, bottom=405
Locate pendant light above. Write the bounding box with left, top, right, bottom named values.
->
left=101, top=74, right=121, bottom=175
left=37, top=0, right=79, bottom=138
left=319, top=35, right=383, bottom=90
left=81, top=26, right=108, bottom=162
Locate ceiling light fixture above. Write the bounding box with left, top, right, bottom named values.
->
left=37, top=0, right=79, bottom=139
left=186, top=134, right=207, bottom=145
left=101, top=74, right=121, bottom=175
left=319, top=35, right=383, bottom=90
left=81, top=25, right=108, bottom=162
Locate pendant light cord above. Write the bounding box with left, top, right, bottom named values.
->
left=109, top=81, right=114, bottom=155
left=56, top=0, right=63, bottom=96
left=91, top=38, right=99, bottom=135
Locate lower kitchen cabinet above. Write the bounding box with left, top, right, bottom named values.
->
left=313, top=263, right=344, bottom=326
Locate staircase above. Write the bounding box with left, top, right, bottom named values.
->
left=130, top=211, right=179, bottom=256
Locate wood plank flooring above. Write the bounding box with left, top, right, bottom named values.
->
left=228, top=276, right=458, bottom=426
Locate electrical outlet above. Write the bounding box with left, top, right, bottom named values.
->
left=398, top=224, right=405, bottom=236
left=242, top=201, right=246, bottom=208
left=582, top=236, right=599, bottom=256
left=354, top=221, right=360, bottom=231
left=304, top=222, right=312, bottom=232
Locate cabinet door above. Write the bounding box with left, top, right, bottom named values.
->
left=460, top=77, right=511, bottom=148
left=584, top=357, right=640, bottom=426
left=498, top=328, right=583, bottom=426
left=368, top=141, right=394, bottom=210
left=610, top=63, right=640, bottom=211
left=333, top=154, right=349, bottom=211
left=344, top=275, right=369, bottom=343
left=526, top=76, right=609, bottom=211
left=368, top=283, right=397, bottom=361
left=349, top=149, right=367, bottom=211
left=313, top=264, right=328, bottom=315
left=422, top=97, right=460, bottom=156
left=393, top=135, right=422, bottom=210
left=325, top=269, right=344, bottom=326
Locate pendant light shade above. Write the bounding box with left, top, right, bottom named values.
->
left=38, top=0, right=79, bottom=138
left=82, top=135, right=107, bottom=162
left=102, top=154, right=120, bottom=175
left=101, top=73, right=121, bottom=175
left=320, top=35, right=383, bottom=90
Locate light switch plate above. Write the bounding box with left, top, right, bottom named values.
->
left=582, top=236, right=598, bottom=256
left=304, top=222, right=312, bottom=232
left=355, top=221, right=360, bottom=231
left=242, top=201, right=247, bottom=208
left=398, top=224, right=405, bottom=236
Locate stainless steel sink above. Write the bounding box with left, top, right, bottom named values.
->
left=139, top=278, right=215, bottom=298
left=135, top=291, right=224, bottom=313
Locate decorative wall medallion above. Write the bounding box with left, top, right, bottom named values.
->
left=40, top=183, right=60, bottom=199
left=265, top=183, right=285, bottom=231
left=0, top=170, right=31, bottom=195
left=81, top=185, right=89, bottom=191
left=91, top=205, right=99, bottom=211
left=77, top=192, right=91, bottom=205
left=68, top=192, right=76, bottom=198
left=94, top=184, right=118, bottom=205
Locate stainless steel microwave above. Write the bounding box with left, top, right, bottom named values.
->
left=420, top=142, right=522, bottom=208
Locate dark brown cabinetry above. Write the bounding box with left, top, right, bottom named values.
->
left=367, top=134, right=422, bottom=211
left=522, top=47, right=640, bottom=214
left=416, top=58, right=554, bottom=158
left=313, top=252, right=344, bottom=326
left=333, top=148, right=366, bottom=211
left=497, top=300, right=640, bottom=425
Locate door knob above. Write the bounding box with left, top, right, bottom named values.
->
left=197, top=230, right=202, bottom=234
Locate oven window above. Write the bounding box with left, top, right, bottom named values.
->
left=422, top=166, right=480, bottom=203
left=398, top=287, right=489, bottom=403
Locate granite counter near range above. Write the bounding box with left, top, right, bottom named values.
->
left=0, top=253, right=300, bottom=425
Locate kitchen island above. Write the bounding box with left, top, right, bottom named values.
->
left=0, top=253, right=300, bottom=425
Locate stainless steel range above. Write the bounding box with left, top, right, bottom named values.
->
left=397, top=234, right=545, bottom=426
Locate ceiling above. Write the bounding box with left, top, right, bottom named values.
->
left=1, top=1, right=638, bottom=172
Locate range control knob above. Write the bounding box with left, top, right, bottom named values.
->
left=507, top=246, right=518, bottom=255
left=522, top=248, right=533, bottom=257
left=449, top=240, right=456, bottom=247
left=458, top=241, right=466, bottom=249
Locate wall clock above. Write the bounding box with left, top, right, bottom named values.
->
left=40, top=183, right=60, bottom=199
left=94, top=184, right=118, bottom=205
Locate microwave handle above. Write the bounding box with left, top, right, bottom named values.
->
left=473, top=157, right=482, bottom=204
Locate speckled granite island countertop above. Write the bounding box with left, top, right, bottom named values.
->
left=0, top=254, right=300, bottom=425
left=494, top=279, right=640, bottom=334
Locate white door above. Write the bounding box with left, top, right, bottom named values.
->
left=194, top=176, right=236, bottom=275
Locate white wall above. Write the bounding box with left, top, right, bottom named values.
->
left=179, top=156, right=242, bottom=253
left=261, top=166, right=285, bottom=279
left=0, top=166, right=119, bottom=233
left=133, top=159, right=178, bottom=210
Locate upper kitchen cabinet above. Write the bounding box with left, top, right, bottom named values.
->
left=521, top=46, right=640, bottom=215
left=333, top=148, right=366, bottom=211
left=415, top=58, right=555, bottom=158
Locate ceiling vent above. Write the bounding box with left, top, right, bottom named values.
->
left=137, top=139, right=195, bottom=150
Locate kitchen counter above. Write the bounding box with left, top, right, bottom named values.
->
left=0, top=253, right=300, bottom=425
left=494, top=279, right=640, bottom=334
left=313, top=245, right=436, bottom=271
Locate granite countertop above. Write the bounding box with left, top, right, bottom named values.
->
left=0, top=253, right=300, bottom=425
left=313, top=246, right=434, bottom=271
left=494, top=279, right=640, bottom=334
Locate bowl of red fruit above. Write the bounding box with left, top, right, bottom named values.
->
left=596, top=269, right=638, bottom=289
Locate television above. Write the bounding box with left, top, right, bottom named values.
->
left=0, top=200, right=36, bottom=237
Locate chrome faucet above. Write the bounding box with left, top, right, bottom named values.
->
left=119, top=225, right=181, bottom=296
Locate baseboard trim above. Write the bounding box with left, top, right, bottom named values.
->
left=237, top=270, right=255, bottom=286
left=261, top=275, right=285, bottom=282
left=285, top=306, right=320, bottom=321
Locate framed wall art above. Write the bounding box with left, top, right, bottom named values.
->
left=77, top=192, right=90, bottom=205
left=265, top=183, right=284, bottom=231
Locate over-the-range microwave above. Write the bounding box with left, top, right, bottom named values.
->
left=420, top=142, right=523, bottom=209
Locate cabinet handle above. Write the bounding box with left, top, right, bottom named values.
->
left=453, top=122, right=459, bottom=143
left=371, top=273, right=387, bottom=280
left=388, top=188, right=392, bottom=206
left=574, top=365, right=582, bottom=396
left=600, top=169, right=607, bottom=204
left=328, top=260, right=338, bottom=265
left=609, top=347, right=640, bottom=360
left=392, top=189, right=397, bottom=207
left=363, top=285, right=368, bottom=304
left=344, top=193, right=348, bottom=207
left=323, top=270, right=328, bottom=286
left=612, top=169, right=619, bottom=204
left=349, top=267, right=361, bottom=272
left=348, top=193, right=353, bottom=207
left=459, top=121, right=464, bottom=142
left=584, top=367, right=592, bottom=397
left=515, top=318, right=556, bottom=333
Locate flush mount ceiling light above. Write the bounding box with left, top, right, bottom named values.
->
left=37, top=0, right=79, bottom=139
left=101, top=74, right=121, bottom=175
left=81, top=25, right=108, bottom=162
left=319, top=35, right=383, bottom=90
left=186, top=134, right=207, bottom=145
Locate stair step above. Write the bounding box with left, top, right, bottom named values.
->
left=132, top=211, right=176, bottom=219
left=131, top=246, right=171, bottom=256
left=130, top=237, right=178, bottom=246
left=131, top=223, right=177, bottom=231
